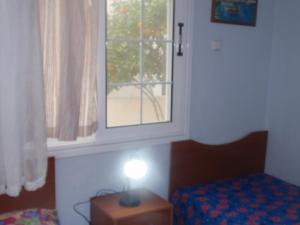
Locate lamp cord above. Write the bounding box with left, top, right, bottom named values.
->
left=73, top=200, right=91, bottom=225
left=73, top=188, right=121, bottom=225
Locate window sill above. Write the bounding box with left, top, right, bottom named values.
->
left=47, top=132, right=188, bottom=158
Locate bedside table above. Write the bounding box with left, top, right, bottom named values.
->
left=91, top=188, right=172, bottom=225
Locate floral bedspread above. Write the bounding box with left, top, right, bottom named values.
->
left=0, top=208, right=59, bottom=225
left=171, top=174, right=300, bottom=225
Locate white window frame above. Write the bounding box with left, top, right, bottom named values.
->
left=48, top=0, right=194, bottom=158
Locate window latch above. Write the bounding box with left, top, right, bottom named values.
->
left=177, top=23, right=184, bottom=56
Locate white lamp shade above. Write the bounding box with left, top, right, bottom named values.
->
left=124, top=158, right=148, bottom=180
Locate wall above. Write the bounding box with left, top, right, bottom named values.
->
left=55, top=1, right=275, bottom=225
left=190, top=0, right=274, bottom=144
left=56, top=144, right=171, bottom=225
left=265, top=0, right=300, bottom=186
left=56, top=0, right=273, bottom=225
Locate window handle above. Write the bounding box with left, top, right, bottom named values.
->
left=177, top=23, right=184, bottom=56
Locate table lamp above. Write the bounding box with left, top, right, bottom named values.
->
left=119, top=156, right=148, bottom=207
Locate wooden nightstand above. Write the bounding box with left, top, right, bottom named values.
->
left=91, top=189, right=172, bottom=225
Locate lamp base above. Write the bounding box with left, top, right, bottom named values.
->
left=119, top=192, right=140, bottom=207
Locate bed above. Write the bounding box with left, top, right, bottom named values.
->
left=169, top=131, right=300, bottom=225
left=0, top=158, right=59, bottom=225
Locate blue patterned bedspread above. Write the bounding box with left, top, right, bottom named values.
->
left=171, top=174, right=300, bottom=225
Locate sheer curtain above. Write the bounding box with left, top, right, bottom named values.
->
left=0, top=0, right=47, bottom=197
left=39, top=0, right=99, bottom=141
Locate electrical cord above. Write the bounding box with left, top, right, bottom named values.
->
left=73, top=200, right=91, bottom=225
left=96, top=188, right=118, bottom=197
left=73, top=188, right=121, bottom=225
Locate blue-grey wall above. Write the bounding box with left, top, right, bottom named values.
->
left=265, top=0, right=300, bottom=186
left=56, top=1, right=275, bottom=225
left=190, top=0, right=274, bottom=144
left=56, top=144, right=171, bottom=225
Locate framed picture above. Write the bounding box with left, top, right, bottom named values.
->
left=211, top=0, right=258, bottom=26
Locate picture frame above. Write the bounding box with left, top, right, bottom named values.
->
left=211, top=0, right=258, bottom=26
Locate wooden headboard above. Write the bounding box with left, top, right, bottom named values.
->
left=169, top=131, right=268, bottom=196
left=0, top=157, right=55, bottom=213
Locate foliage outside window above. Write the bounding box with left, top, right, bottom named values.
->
left=106, top=0, right=174, bottom=127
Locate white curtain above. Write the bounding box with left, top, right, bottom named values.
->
left=0, top=1, right=47, bottom=197
left=39, top=0, right=99, bottom=141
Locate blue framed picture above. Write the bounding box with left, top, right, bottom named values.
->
left=211, top=0, right=258, bottom=26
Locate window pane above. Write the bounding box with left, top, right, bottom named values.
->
left=107, top=42, right=140, bottom=85
left=144, top=42, right=172, bottom=82
left=144, top=0, right=173, bottom=40
left=106, top=0, right=174, bottom=128
left=107, top=85, right=141, bottom=127
left=107, top=0, right=141, bottom=39
left=142, top=84, right=171, bottom=124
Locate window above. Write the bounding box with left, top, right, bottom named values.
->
left=106, top=0, right=174, bottom=127
left=46, top=0, right=193, bottom=155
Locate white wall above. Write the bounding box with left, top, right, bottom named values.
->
left=190, top=0, right=274, bottom=144
left=265, top=0, right=300, bottom=186
left=55, top=1, right=275, bottom=225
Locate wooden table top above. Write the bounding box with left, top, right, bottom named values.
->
left=91, top=188, right=171, bottom=219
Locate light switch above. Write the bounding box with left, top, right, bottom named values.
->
left=211, top=40, right=221, bottom=51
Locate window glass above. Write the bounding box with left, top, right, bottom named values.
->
left=106, top=0, right=174, bottom=128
